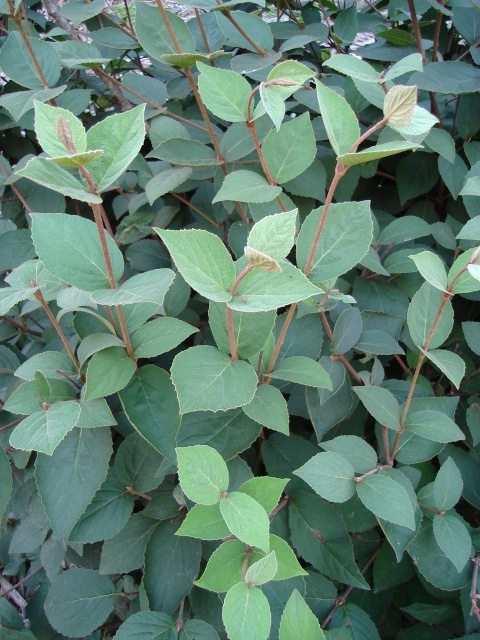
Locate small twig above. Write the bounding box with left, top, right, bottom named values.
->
left=125, top=486, right=152, bottom=501
left=470, top=555, right=480, bottom=622
left=242, top=547, right=253, bottom=581
left=394, top=353, right=411, bottom=375
left=0, top=315, right=42, bottom=337
left=176, top=599, right=185, bottom=631
left=269, top=495, right=289, bottom=519
left=0, top=566, right=43, bottom=600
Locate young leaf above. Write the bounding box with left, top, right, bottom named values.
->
left=246, top=210, right=297, bottom=260
left=433, top=457, right=463, bottom=511
left=171, top=346, right=258, bottom=414
left=84, top=347, right=136, bottom=400
left=85, top=104, right=146, bottom=191
left=353, top=386, right=401, bottom=430
left=45, top=568, right=114, bottom=638
left=176, top=445, right=229, bottom=505
left=222, top=583, right=271, bottom=640
left=294, top=452, right=356, bottom=503
left=237, top=477, right=288, bottom=515
left=244, top=247, right=282, bottom=273
left=34, top=100, right=87, bottom=157
left=337, top=141, right=422, bottom=167
left=213, top=170, right=282, bottom=204
left=316, top=80, right=360, bottom=156
left=279, top=589, right=325, bottom=640
left=31, top=213, right=124, bottom=291
left=197, top=62, right=251, bottom=122
left=220, top=491, right=270, bottom=552
left=176, top=503, right=231, bottom=540
left=409, top=251, right=448, bottom=292
left=245, top=551, right=278, bottom=586
left=433, top=513, right=472, bottom=571
left=242, top=384, right=290, bottom=435
left=356, top=472, right=416, bottom=530
left=155, top=229, right=235, bottom=302
left=10, top=401, right=81, bottom=455
left=384, top=85, right=417, bottom=128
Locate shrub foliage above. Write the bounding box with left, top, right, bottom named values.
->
left=1, top=0, right=480, bottom=637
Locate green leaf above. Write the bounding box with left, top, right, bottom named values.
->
left=155, top=229, right=235, bottom=302
left=99, top=513, right=158, bottom=575
left=9, top=401, right=81, bottom=455
left=407, top=283, right=454, bottom=349
left=294, top=452, right=356, bottom=503
left=69, top=469, right=133, bottom=543
left=177, top=445, right=229, bottom=505
left=331, top=307, right=362, bottom=355
left=337, top=141, right=422, bottom=167
left=84, top=347, right=136, bottom=400
left=15, top=351, right=77, bottom=381
left=149, top=138, right=221, bottom=167
left=433, top=513, right=471, bottom=571
left=220, top=491, right=270, bottom=552
left=131, top=316, right=197, bottom=358
left=31, top=213, right=124, bottom=291
left=47, top=150, right=104, bottom=168
left=237, top=477, right=288, bottom=515
left=424, top=348, right=466, bottom=389
left=0, top=448, right=12, bottom=522
left=0, top=32, right=61, bottom=89
left=114, top=612, right=176, bottom=640
left=35, top=427, right=112, bottom=540
left=353, top=386, right=401, bottom=430
left=17, top=157, right=102, bottom=203
left=289, top=491, right=369, bottom=589
left=356, top=472, right=416, bottom=530
left=195, top=539, right=248, bottom=592
left=171, top=346, right=258, bottom=414
left=222, top=583, right=271, bottom=640
left=434, top=457, right=463, bottom=511
left=34, top=101, right=87, bottom=157
left=143, top=520, right=201, bottom=614
left=85, top=105, right=146, bottom=191
left=321, top=436, right=378, bottom=474
left=270, top=356, right=332, bottom=389
left=247, top=210, right=297, bottom=261
left=408, top=61, right=480, bottom=94
left=197, top=62, right=251, bottom=122
left=209, top=302, right=276, bottom=359
left=261, top=114, right=316, bottom=183
left=77, top=333, right=125, bottom=366
left=245, top=551, right=278, bottom=586
left=145, top=167, right=193, bottom=204
left=296, top=201, right=373, bottom=282
left=460, top=175, right=480, bottom=197
left=45, top=568, right=114, bottom=637
left=425, top=127, right=456, bottom=164
left=114, top=433, right=164, bottom=494
left=176, top=503, right=231, bottom=540
left=279, top=589, right=325, bottom=640
left=463, top=321, right=480, bottom=355
left=405, top=410, right=465, bottom=443
left=135, top=1, right=195, bottom=60
left=448, top=248, right=480, bottom=294
left=228, top=260, right=320, bottom=312
left=91, top=269, right=174, bottom=307
left=409, top=250, right=448, bottom=291
left=119, top=365, right=180, bottom=461
left=324, top=54, right=379, bottom=83
left=0, top=286, right=36, bottom=316
left=243, top=384, right=289, bottom=435
left=316, top=80, right=360, bottom=156
left=214, top=170, right=282, bottom=204
left=378, top=215, right=432, bottom=245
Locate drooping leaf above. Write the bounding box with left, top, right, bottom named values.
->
left=114, top=612, right=176, bottom=640
left=316, top=80, right=360, bottom=156
left=409, top=250, right=448, bottom=292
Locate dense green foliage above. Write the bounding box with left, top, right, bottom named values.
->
left=1, top=0, right=480, bottom=637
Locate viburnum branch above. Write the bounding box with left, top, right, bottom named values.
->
left=226, top=264, right=255, bottom=360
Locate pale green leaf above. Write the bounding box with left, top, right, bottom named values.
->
left=384, top=85, right=417, bottom=128
left=356, top=473, right=416, bottom=530
left=176, top=503, right=231, bottom=540
left=242, top=384, right=289, bottom=435
left=84, top=347, right=136, bottom=400
left=324, top=54, right=379, bottom=82
left=91, top=269, right=175, bottom=306
left=407, top=283, right=454, bottom=349
left=220, top=491, right=270, bottom=552
left=247, top=210, right=297, bottom=260
left=353, top=386, right=401, bottom=430
left=34, top=100, right=87, bottom=157
left=294, top=452, right=356, bottom=503
left=409, top=250, right=448, bottom=291
left=155, top=228, right=235, bottom=302
left=337, top=141, right=421, bottom=167
left=198, top=61, right=251, bottom=122
left=145, top=167, right=193, bottom=204
left=279, top=589, right=325, bottom=640
left=316, top=80, right=360, bottom=156
left=269, top=356, right=332, bottom=389
left=132, top=316, right=198, bottom=358
left=177, top=445, right=229, bottom=505
left=424, top=348, right=466, bottom=389
left=433, top=513, right=471, bottom=571
left=245, top=551, right=277, bottom=586
left=222, top=583, right=271, bottom=640
left=405, top=409, right=465, bottom=443
left=171, top=345, right=258, bottom=414
left=213, top=170, right=282, bottom=204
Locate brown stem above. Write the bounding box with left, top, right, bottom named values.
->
left=125, top=486, right=152, bottom=501
left=471, top=555, right=480, bottom=622
left=418, top=502, right=445, bottom=516
left=0, top=315, right=42, bottom=337
left=408, top=0, right=427, bottom=62
left=320, top=312, right=365, bottom=385
left=220, top=9, right=268, bottom=57
left=100, top=10, right=138, bottom=41
left=394, top=353, right=411, bottom=375
left=0, top=164, right=33, bottom=213
left=269, top=495, right=289, bottom=518
left=0, top=566, right=44, bottom=598
left=32, top=287, right=81, bottom=373
left=195, top=8, right=211, bottom=53
left=431, top=0, right=445, bottom=62
left=176, top=599, right=185, bottom=632
left=169, top=192, right=219, bottom=227
left=382, top=425, right=392, bottom=466
left=242, top=547, right=253, bottom=581
left=226, top=264, right=255, bottom=360
left=264, top=303, right=297, bottom=379
left=0, top=418, right=23, bottom=434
